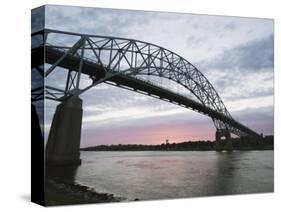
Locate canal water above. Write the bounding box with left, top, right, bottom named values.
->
left=73, top=151, right=273, bottom=201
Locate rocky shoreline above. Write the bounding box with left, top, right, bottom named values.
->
left=45, top=179, right=124, bottom=206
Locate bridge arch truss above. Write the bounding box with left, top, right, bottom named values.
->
left=31, top=29, right=260, bottom=138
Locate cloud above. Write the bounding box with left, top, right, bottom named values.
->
left=45, top=5, right=273, bottom=63
left=232, top=106, right=274, bottom=135
left=202, top=34, right=274, bottom=71
left=196, top=35, right=274, bottom=104
left=205, top=68, right=274, bottom=102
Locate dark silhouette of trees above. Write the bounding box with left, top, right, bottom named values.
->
left=81, top=135, right=273, bottom=151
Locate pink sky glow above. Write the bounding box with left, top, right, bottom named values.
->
left=81, top=123, right=215, bottom=147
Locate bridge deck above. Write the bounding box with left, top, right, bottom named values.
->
left=32, top=46, right=260, bottom=137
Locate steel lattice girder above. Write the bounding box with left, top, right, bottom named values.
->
left=31, top=29, right=260, bottom=138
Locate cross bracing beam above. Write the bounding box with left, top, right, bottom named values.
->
left=31, top=29, right=261, bottom=138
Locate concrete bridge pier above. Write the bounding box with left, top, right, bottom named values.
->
left=215, top=131, right=223, bottom=151
left=46, top=96, right=83, bottom=166
left=215, top=129, right=233, bottom=152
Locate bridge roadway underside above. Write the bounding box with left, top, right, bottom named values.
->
left=32, top=46, right=259, bottom=138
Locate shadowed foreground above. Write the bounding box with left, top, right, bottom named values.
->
left=45, top=166, right=124, bottom=206
left=45, top=179, right=122, bottom=206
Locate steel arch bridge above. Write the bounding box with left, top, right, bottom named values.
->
left=31, top=29, right=260, bottom=139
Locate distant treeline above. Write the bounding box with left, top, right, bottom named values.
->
left=81, top=136, right=274, bottom=151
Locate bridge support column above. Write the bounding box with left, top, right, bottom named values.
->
left=215, top=129, right=232, bottom=152
left=46, top=96, right=83, bottom=166
left=225, top=131, right=233, bottom=151
left=215, top=131, right=223, bottom=151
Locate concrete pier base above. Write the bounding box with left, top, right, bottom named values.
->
left=46, top=96, right=83, bottom=166
left=215, top=131, right=223, bottom=151
left=215, top=129, right=232, bottom=152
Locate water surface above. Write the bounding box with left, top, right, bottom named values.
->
left=74, top=151, right=273, bottom=200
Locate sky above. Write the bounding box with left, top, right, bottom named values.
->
left=32, top=5, right=274, bottom=147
